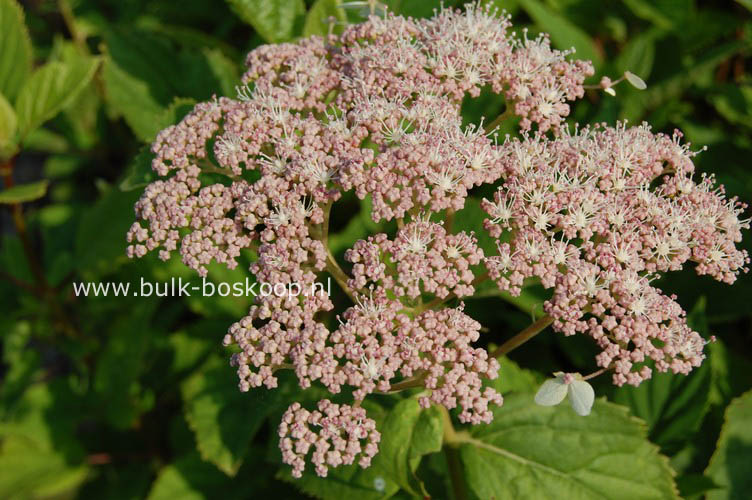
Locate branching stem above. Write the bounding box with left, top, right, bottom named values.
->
left=489, top=314, right=553, bottom=359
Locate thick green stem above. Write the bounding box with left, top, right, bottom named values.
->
left=440, top=406, right=468, bottom=500
left=489, top=314, right=553, bottom=359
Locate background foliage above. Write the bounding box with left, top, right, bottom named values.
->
left=0, top=0, right=751, bottom=498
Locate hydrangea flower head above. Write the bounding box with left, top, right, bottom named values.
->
left=126, top=3, right=748, bottom=478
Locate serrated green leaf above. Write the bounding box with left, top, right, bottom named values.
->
left=0, top=0, right=33, bottom=102
left=304, top=0, right=345, bottom=37
left=705, top=389, right=752, bottom=500
left=372, top=398, right=437, bottom=496
left=409, top=405, right=443, bottom=460
left=227, top=0, right=305, bottom=43
left=521, top=0, right=602, bottom=68
left=181, top=355, right=285, bottom=475
left=0, top=179, right=48, bottom=204
left=104, top=30, right=221, bottom=141
left=103, top=56, right=169, bottom=142
left=14, top=56, right=100, bottom=140
left=460, top=394, right=678, bottom=499
left=0, top=92, right=17, bottom=158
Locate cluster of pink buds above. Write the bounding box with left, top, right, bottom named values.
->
left=279, top=400, right=380, bottom=478
left=126, top=2, right=748, bottom=479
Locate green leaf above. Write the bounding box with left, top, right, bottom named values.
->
left=521, top=0, right=603, bottom=68
left=147, top=452, right=259, bottom=500
left=490, top=356, right=541, bottom=395
left=610, top=299, right=712, bottom=452
left=0, top=92, right=17, bottom=158
left=202, top=48, right=241, bottom=97
left=622, top=0, right=684, bottom=30
left=0, top=382, right=88, bottom=498
left=103, top=30, right=222, bottom=141
left=460, top=394, right=678, bottom=499
left=709, top=84, right=752, bottom=128
left=676, top=474, right=721, bottom=499
left=0, top=0, right=32, bottom=102
left=0, top=435, right=89, bottom=499
left=74, top=184, right=142, bottom=276
left=409, top=405, right=444, bottom=461
left=0, top=179, right=48, bottom=204
left=181, top=355, right=285, bottom=475
left=304, top=0, right=345, bottom=37
left=705, top=389, right=752, bottom=500
left=614, top=29, right=658, bottom=82
left=227, top=0, right=305, bottom=43
left=371, top=398, right=441, bottom=496
left=14, top=56, right=100, bottom=140
left=120, top=147, right=158, bottom=191
left=93, top=304, right=157, bottom=428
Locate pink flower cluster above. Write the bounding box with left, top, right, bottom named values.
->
left=482, top=123, right=749, bottom=385
left=279, top=400, right=380, bottom=478
left=124, top=2, right=747, bottom=480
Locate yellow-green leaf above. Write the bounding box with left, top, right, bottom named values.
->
left=0, top=179, right=48, bottom=204
left=0, top=91, right=17, bottom=159
left=227, top=0, right=305, bottom=43
left=0, top=0, right=33, bottom=101
left=14, top=56, right=100, bottom=140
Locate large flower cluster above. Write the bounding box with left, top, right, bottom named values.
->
left=482, top=124, right=749, bottom=385
left=126, top=3, right=747, bottom=479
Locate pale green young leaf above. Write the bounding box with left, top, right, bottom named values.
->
left=227, top=0, right=305, bottom=43
left=0, top=0, right=33, bottom=101
left=461, top=394, right=679, bottom=499
left=0, top=92, right=17, bottom=159
left=14, top=56, right=100, bottom=140
left=705, top=389, right=752, bottom=500
left=0, top=179, right=48, bottom=204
